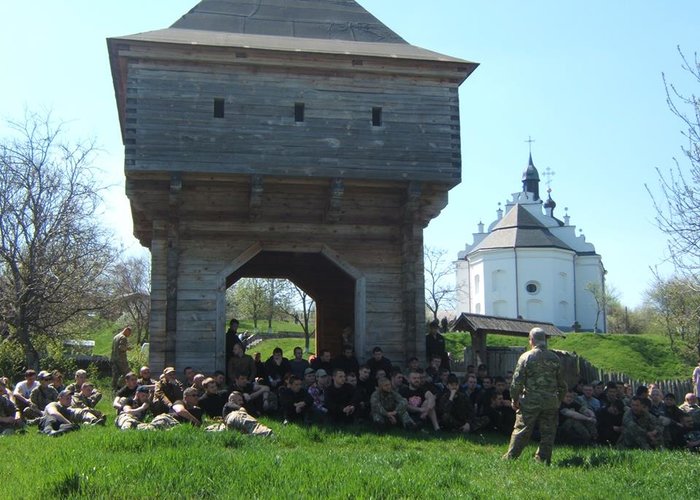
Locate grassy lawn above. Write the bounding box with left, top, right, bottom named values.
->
left=3, top=414, right=697, bottom=498
left=237, top=319, right=305, bottom=335
left=445, top=332, right=691, bottom=381
left=249, top=338, right=317, bottom=361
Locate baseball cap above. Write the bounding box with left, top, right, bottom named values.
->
left=315, top=369, right=328, bottom=378
left=163, top=367, right=176, bottom=375
left=304, top=368, right=315, bottom=375
left=38, top=370, right=52, bottom=380
left=136, top=385, right=150, bottom=393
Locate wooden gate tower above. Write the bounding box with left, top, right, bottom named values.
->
left=108, top=0, right=477, bottom=374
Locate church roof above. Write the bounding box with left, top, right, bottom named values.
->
left=469, top=204, right=575, bottom=253
left=170, top=0, right=406, bottom=43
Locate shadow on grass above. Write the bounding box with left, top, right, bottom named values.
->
left=556, top=450, right=633, bottom=468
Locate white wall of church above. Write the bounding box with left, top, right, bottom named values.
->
left=575, top=256, right=606, bottom=331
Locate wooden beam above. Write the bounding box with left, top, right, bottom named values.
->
left=324, top=177, right=344, bottom=223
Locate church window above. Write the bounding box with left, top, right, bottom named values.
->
left=474, top=274, right=480, bottom=294
left=525, top=281, right=540, bottom=295
left=475, top=303, right=481, bottom=314
left=213, top=98, right=225, bottom=118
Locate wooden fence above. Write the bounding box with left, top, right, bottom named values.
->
left=462, top=346, right=694, bottom=401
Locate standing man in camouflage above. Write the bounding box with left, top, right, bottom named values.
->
left=503, top=327, right=566, bottom=464
left=111, top=326, right=132, bottom=391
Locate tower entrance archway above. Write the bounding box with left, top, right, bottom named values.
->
left=219, top=245, right=365, bottom=374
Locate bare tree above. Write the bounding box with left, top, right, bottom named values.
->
left=110, top=255, right=151, bottom=345
left=0, top=111, right=115, bottom=369
left=424, top=246, right=459, bottom=321
left=278, top=281, right=315, bottom=352
left=648, top=48, right=700, bottom=285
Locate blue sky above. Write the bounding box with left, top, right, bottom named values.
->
left=2, top=1, right=699, bottom=307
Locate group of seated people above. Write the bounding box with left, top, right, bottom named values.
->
left=562, top=379, right=700, bottom=451
left=2, top=347, right=699, bottom=451
left=1, top=369, right=106, bottom=436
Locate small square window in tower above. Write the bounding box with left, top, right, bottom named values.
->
left=213, top=98, right=225, bottom=118
left=295, top=102, right=305, bottom=123
left=372, top=107, right=383, bottom=127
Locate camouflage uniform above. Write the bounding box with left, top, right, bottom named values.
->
left=71, top=391, right=102, bottom=409
left=224, top=408, right=273, bottom=436
left=111, top=331, right=130, bottom=390
left=504, top=344, right=566, bottom=463
left=370, top=389, right=414, bottom=428
left=617, top=408, right=663, bottom=450
left=25, top=385, right=59, bottom=419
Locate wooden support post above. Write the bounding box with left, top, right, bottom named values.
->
left=401, top=182, right=425, bottom=361
left=325, top=177, right=344, bottom=223
left=249, top=175, right=264, bottom=220
left=165, top=172, right=182, bottom=368
left=470, top=331, right=487, bottom=366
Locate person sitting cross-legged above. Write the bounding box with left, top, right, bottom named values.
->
left=399, top=369, right=440, bottom=431
left=115, top=386, right=153, bottom=430
left=0, top=384, right=24, bottom=436
left=370, top=377, right=415, bottom=430
left=557, top=390, right=598, bottom=445
left=230, top=372, right=270, bottom=417
left=597, top=399, right=625, bottom=445
left=38, top=390, right=81, bottom=436
left=197, top=377, right=228, bottom=419
left=65, top=370, right=88, bottom=396
left=278, top=375, right=313, bottom=425
left=151, top=368, right=184, bottom=416
left=437, top=374, right=476, bottom=433
left=617, top=396, right=663, bottom=450
left=145, top=387, right=204, bottom=430
left=71, top=381, right=103, bottom=410
left=325, top=369, right=359, bottom=425
left=25, top=371, right=58, bottom=420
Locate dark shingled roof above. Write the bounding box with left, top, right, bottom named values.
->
left=450, top=313, right=565, bottom=338
left=470, top=204, right=574, bottom=252
left=170, top=0, right=407, bottom=43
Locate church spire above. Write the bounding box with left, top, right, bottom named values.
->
left=522, top=153, right=540, bottom=201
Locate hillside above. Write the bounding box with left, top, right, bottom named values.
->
left=445, top=332, right=691, bottom=381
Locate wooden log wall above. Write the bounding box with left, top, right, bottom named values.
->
left=124, top=62, right=461, bottom=185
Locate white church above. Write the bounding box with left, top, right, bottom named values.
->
left=455, top=154, right=607, bottom=332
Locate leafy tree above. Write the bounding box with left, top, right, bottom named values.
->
left=646, top=275, right=700, bottom=361
left=0, top=112, right=115, bottom=369
left=424, top=246, right=459, bottom=321
left=648, top=49, right=700, bottom=283
left=232, top=278, right=269, bottom=330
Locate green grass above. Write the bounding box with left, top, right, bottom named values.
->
left=445, top=332, right=691, bottom=381
left=237, top=319, right=305, bottom=335
left=3, top=413, right=698, bottom=499
left=249, top=337, right=317, bottom=361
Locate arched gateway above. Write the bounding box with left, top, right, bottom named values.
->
left=107, top=0, right=477, bottom=374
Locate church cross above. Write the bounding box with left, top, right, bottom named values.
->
left=524, top=136, right=535, bottom=154
left=542, top=166, right=556, bottom=189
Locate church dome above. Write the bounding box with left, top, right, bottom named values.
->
left=522, top=153, right=540, bottom=181
left=544, top=193, right=556, bottom=209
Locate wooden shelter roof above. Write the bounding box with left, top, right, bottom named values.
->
left=451, top=313, right=565, bottom=338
